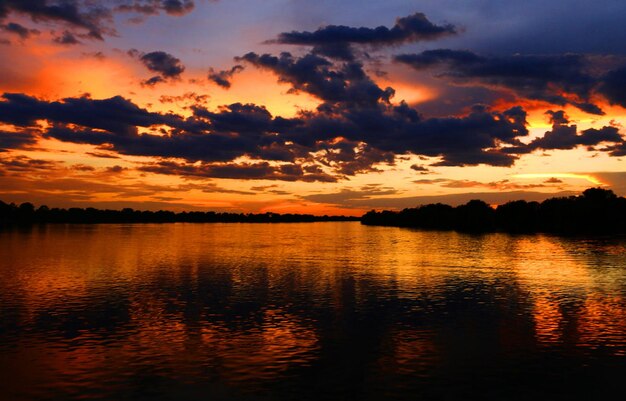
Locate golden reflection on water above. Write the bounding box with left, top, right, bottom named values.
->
left=505, top=235, right=626, bottom=354
left=1, top=223, right=625, bottom=400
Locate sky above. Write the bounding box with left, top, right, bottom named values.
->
left=1, top=0, right=626, bottom=215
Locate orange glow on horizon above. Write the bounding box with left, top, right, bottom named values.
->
left=512, top=173, right=605, bottom=186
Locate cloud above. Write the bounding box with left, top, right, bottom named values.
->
left=197, top=182, right=255, bottom=195
left=85, top=151, right=120, bottom=159
left=0, top=155, right=58, bottom=172
left=133, top=50, right=185, bottom=85
left=71, top=163, right=95, bottom=171
left=0, top=154, right=265, bottom=207
left=300, top=187, right=400, bottom=205
left=0, top=22, right=39, bottom=39
left=0, top=92, right=194, bottom=134
left=138, top=160, right=338, bottom=182
left=249, top=185, right=291, bottom=195
left=413, top=178, right=553, bottom=191
left=508, top=110, right=624, bottom=153
left=0, top=0, right=113, bottom=40
left=105, top=165, right=127, bottom=173
left=270, top=12, right=456, bottom=60
left=303, top=189, right=578, bottom=210
left=395, top=50, right=604, bottom=115
left=0, top=1, right=205, bottom=42
left=237, top=50, right=531, bottom=166
left=0, top=87, right=531, bottom=180
left=0, top=130, right=37, bottom=151
left=159, top=92, right=209, bottom=105
left=410, top=164, right=434, bottom=175
left=238, top=51, right=394, bottom=105
left=598, top=65, right=626, bottom=108
left=53, top=30, right=80, bottom=45
left=544, top=178, right=562, bottom=184
left=207, top=65, right=244, bottom=88
left=0, top=53, right=622, bottom=187
left=116, top=0, right=196, bottom=17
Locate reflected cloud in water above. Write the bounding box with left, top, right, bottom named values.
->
left=1, top=223, right=625, bottom=400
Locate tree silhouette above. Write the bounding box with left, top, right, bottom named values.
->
left=0, top=201, right=358, bottom=225
left=362, top=187, right=626, bottom=234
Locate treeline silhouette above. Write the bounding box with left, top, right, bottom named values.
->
left=362, top=188, right=626, bottom=234
left=0, top=201, right=358, bottom=225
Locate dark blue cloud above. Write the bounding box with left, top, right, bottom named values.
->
left=0, top=0, right=202, bottom=42
left=0, top=0, right=111, bottom=40
left=395, top=50, right=603, bottom=114
left=139, top=160, right=339, bottom=182
left=137, top=51, right=186, bottom=84
left=505, top=111, right=623, bottom=154
left=274, top=13, right=455, bottom=46
left=598, top=65, right=626, bottom=108
left=0, top=90, right=532, bottom=174
left=272, top=12, right=456, bottom=60
left=53, top=30, right=80, bottom=45
left=0, top=130, right=37, bottom=151
left=0, top=21, right=39, bottom=38
left=116, top=0, right=195, bottom=16
left=207, top=65, right=244, bottom=88
left=238, top=52, right=394, bottom=106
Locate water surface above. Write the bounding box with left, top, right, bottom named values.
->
left=1, top=223, right=625, bottom=400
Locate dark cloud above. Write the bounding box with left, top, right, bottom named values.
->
left=0, top=0, right=112, bottom=40
left=208, top=65, right=244, bottom=88
left=249, top=184, right=291, bottom=195
left=134, top=50, right=185, bottom=85
left=544, top=178, right=563, bottom=184
left=0, top=22, right=39, bottom=38
left=0, top=130, right=37, bottom=151
left=106, top=165, right=127, bottom=173
left=198, top=182, right=255, bottom=195
left=237, top=52, right=394, bottom=106
left=159, top=92, right=209, bottom=105
left=54, top=30, right=80, bottom=45
left=142, top=76, right=165, bottom=86
left=413, top=178, right=550, bottom=190
left=601, top=141, right=626, bottom=157
left=271, top=12, right=456, bottom=60
left=236, top=50, right=529, bottom=166
left=0, top=92, right=194, bottom=134
left=508, top=110, right=624, bottom=153
left=0, top=155, right=58, bottom=173
left=85, top=151, right=120, bottom=159
left=314, top=138, right=395, bottom=175
left=116, top=0, right=195, bottom=17
left=598, top=65, right=626, bottom=108
left=0, top=1, right=204, bottom=42
left=289, top=103, right=528, bottom=167
left=410, top=164, right=430, bottom=173
left=139, top=160, right=338, bottom=182
left=302, top=188, right=577, bottom=210
left=0, top=49, right=621, bottom=187
left=395, top=50, right=603, bottom=115
left=71, top=163, right=95, bottom=171
left=0, top=67, right=532, bottom=172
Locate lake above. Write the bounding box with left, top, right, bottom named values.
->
left=1, top=222, right=625, bottom=400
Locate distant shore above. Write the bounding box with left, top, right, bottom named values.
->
left=3, top=188, right=625, bottom=233
left=0, top=201, right=358, bottom=225
left=362, top=187, right=626, bottom=234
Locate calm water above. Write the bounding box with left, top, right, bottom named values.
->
left=1, top=223, right=625, bottom=401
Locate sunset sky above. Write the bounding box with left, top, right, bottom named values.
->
left=1, top=0, right=626, bottom=215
